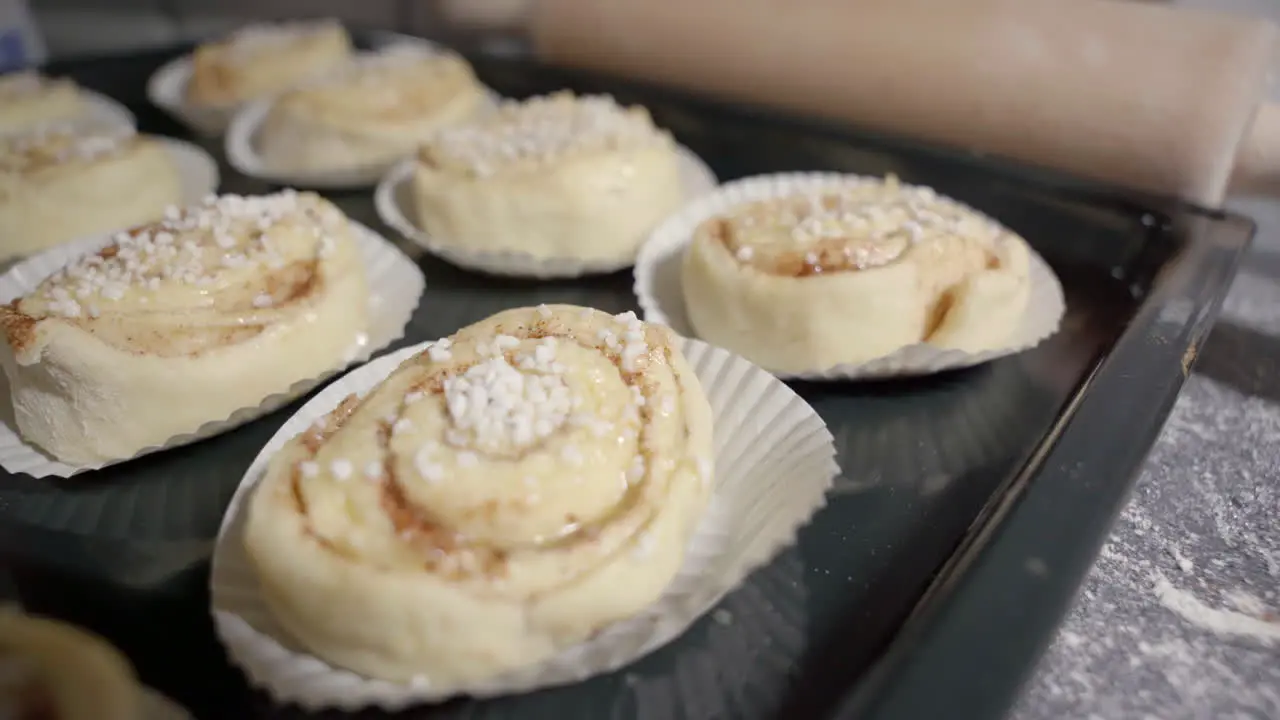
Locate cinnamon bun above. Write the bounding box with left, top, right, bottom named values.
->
left=0, top=190, right=369, bottom=465
left=256, top=49, right=488, bottom=175
left=243, top=305, right=715, bottom=687
left=412, top=92, right=684, bottom=266
left=681, top=176, right=1033, bottom=373
left=0, top=125, right=182, bottom=262
left=0, top=609, right=140, bottom=720
left=0, top=73, right=86, bottom=135
left=186, top=20, right=354, bottom=110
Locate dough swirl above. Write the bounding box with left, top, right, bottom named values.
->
left=0, top=190, right=369, bottom=465
left=244, top=305, right=715, bottom=688
left=257, top=48, right=488, bottom=175
left=682, top=175, right=1033, bottom=372
left=412, top=92, right=684, bottom=264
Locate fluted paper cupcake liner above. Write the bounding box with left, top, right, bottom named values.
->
left=374, top=147, right=720, bottom=279
left=225, top=49, right=503, bottom=190
left=0, top=221, right=425, bottom=479
left=147, top=35, right=446, bottom=138
left=210, top=336, right=838, bottom=711
left=633, top=172, right=1067, bottom=380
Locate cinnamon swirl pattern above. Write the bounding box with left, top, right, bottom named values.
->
left=243, top=48, right=489, bottom=180
left=636, top=172, right=1065, bottom=378
left=214, top=306, right=836, bottom=709
left=0, top=191, right=370, bottom=467
left=241, top=305, right=714, bottom=688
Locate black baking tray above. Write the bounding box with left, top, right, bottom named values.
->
left=0, top=29, right=1253, bottom=720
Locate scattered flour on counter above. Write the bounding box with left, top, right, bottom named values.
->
left=1168, top=546, right=1194, bottom=574
left=1011, top=372, right=1280, bottom=720
left=1153, top=572, right=1280, bottom=645
left=1226, top=589, right=1272, bottom=618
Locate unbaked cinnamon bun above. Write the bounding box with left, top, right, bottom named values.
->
left=0, top=190, right=369, bottom=465
left=681, top=175, right=1033, bottom=373
left=0, top=609, right=140, bottom=720
left=0, top=73, right=86, bottom=135
left=0, top=124, right=182, bottom=262
left=243, top=305, right=715, bottom=688
left=256, top=48, right=488, bottom=176
left=412, top=92, right=684, bottom=266
left=186, top=20, right=354, bottom=111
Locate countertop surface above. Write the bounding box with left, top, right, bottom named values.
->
left=1011, top=196, right=1280, bottom=720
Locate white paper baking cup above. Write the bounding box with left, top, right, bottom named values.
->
left=374, top=148, right=720, bottom=279
left=0, top=221, right=425, bottom=478
left=162, top=136, right=221, bottom=204
left=142, top=687, right=193, bottom=720
left=78, top=89, right=137, bottom=133
left=634, top=172, right=1067, bottom=380
left=210, top=336, right=837, bottom=710
left=147, top=36, right=446, bottom=138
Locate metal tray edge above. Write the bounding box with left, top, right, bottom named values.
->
left=836, top=211, right=1256, bottom=720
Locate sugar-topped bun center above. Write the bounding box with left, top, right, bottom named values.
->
left=286, top=305, right=708, bottom=568
left=24, top=190, right=347, bottom=323
left=420, top=91, right=670, bottom=177
left=708, top=175, right=1013, bottom=276
left=0, top=124, right=136, bottom=173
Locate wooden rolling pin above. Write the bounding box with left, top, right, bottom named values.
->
left=528, top=0, right=1280, bottom=207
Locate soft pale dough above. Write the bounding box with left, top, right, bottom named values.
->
left=0, top=73, right=87, bottom=135
left=186, top=19, right=354, bottom=109
left=0, top=190, right=369, bottom=465
left=412, top=92, right=684, bottom=264
left=682, top=176, right=1032, bottom=373
left=0, top=125, right=183, bottom=263
left=257, top=49, right=488, bottom=175
left=0, top=609, right=140, bottom=720
left=244, top=305, right=715, bottom=688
